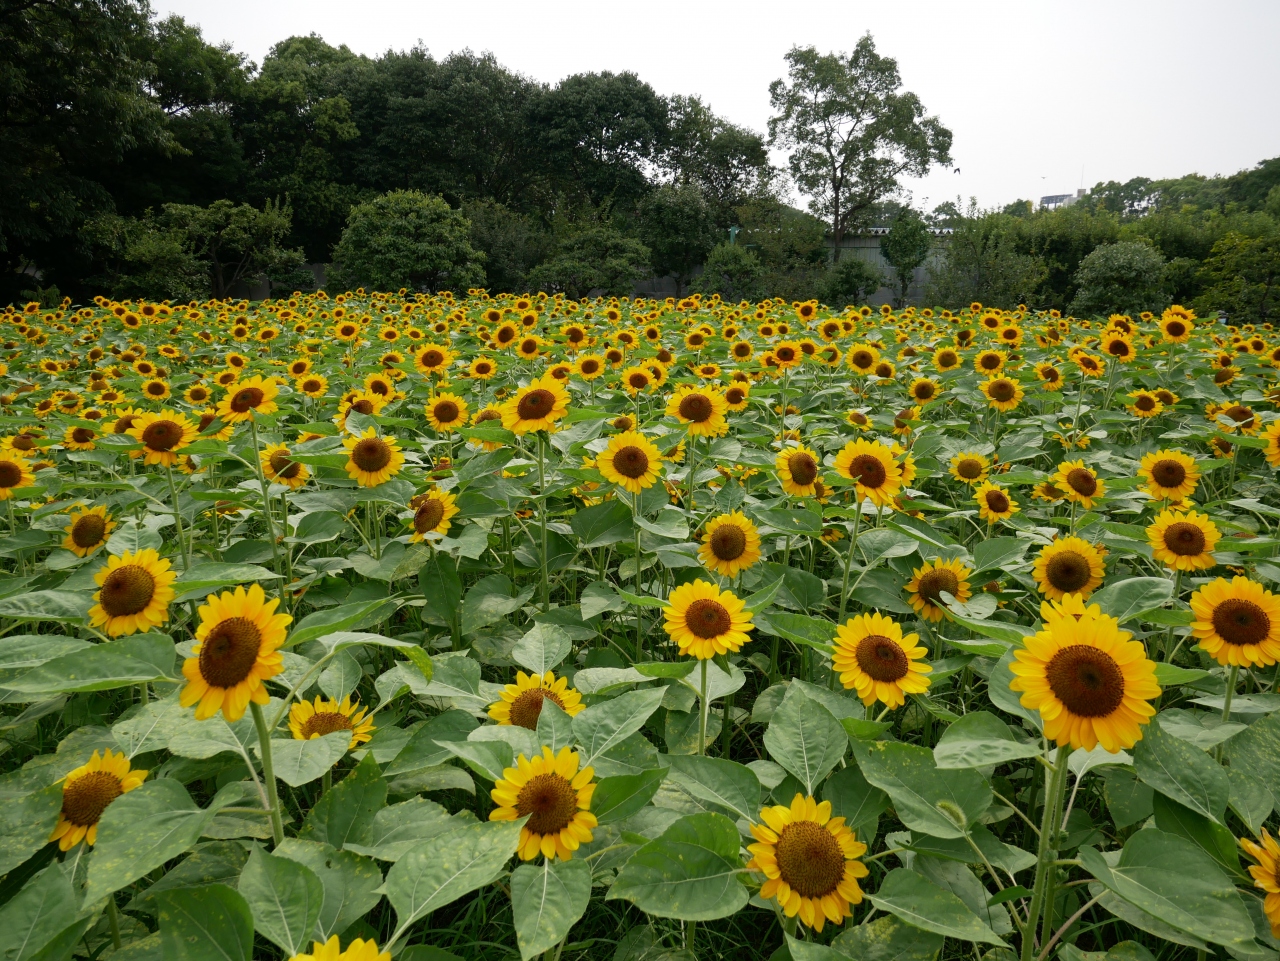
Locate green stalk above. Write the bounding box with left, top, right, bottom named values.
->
left=247, top=416, right=283, bottom=601
left=165, top=465, right=190, bottom=571
left=633, top=491, right=644, bottom=660
left=1217, top=664, right=1240, bottom=761
left=835, top=503, right=864, bottom=626
left=537, top=432, right=549, bottom=612
left=1021, top=744, right=1072, bottom=961
left=250, top=701, right=286, bottom=847
left=697, top=658, right=709, bottom=756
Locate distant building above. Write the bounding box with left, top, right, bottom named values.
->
left=1040, top=188, right=1088, bottom=211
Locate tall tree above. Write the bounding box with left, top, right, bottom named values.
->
left=880, top=209, right=932, bottom=306
left=661, top=95, right=771, bottom=218
left=637, top=185, right=719, bottom=294
left=767, top=37, right=952, bottom=260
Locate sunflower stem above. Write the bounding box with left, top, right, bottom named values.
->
left=537, top=432, right=549, bottom=612
left=697, top=658, right=709, bottom=756
left=633, top=491, right=644, bottom=661
left=250, top=701, right=286, bottom=847
left=835, top=502, right=864, bottom=627
left=165, top=465, right=190, bottom=572
left=248, top=416, right=283, bottom=602
left=1217, top=664, right=1241, bottom=761
left=107, top=896, right=122, bottom=951
left=1021, top=743, right=1072, bottom=961
left=322, top=768, right=332, bottom=794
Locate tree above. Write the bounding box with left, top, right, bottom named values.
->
left=925, top=209, right=1047, bottom=309
left=821, top=256, right=883, bottom=307
left=637, top=185, right=719, bottom=294
left=80, top=212, right=209, bottom=302
left=461, top=199, right=551, bottom=294
left=767, top=37, right=951, bottom=260
left=330, top=190, right=484, bottom=293
left=1068, top=241, right=1167, bottom=317
left=162, top=199, right=307, bottom=299
left=1195, top=231, right=1280, bottom=324
left=689, top=244, right=764, bottom=302
left=880, top=210, right=932, bottom=306
left=661, top=96, right=771, bottom=217
left=525, top=227, right=650, bottom=299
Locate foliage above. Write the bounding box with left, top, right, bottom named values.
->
left=1195, top=231, right=1280, bottom=325
left=926, top=211, right=1048, bottom=309
left=637, top=185, right=721, bottom=294
left=880, top=211, right=933, bottom=307
left=688, top=243, right=765, bottom=302
left=1069, top=241, right=1168, bottom=317
left=525, top=227, right=650, bottom=299
left=820, top=256, right=883, bottom=307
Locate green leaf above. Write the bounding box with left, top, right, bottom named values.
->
left=267, top=732, right=350, bottom=787
left=536, top=700, right=575, bottom=752
left=1151, top=793, right=1242, bottom=878
left=752, top=610, right=834, bottom=651
left=0, top=783, right=61, bottom=876
left=107, top=520, right=163, bottom=556
left=237, top=848, right=323, bottom=957
left=318, top=650, right=362, bottom=701
left=972, top=537, right=1029, bottom=574
left=511, top=623, right=572, bottom=675
left=855, top=740, right=992, bottom=839
left=822, top=765, right=889, bottom=836
left=933, top=711, right=1041, bottom=770
left=867, top=868, right=1007, bottom=946
left=570, top=498, right=634, bottom=548
left=763, top=688, right=847, bottom=795
left=419, top=553, right=462, bottom=626
left=112, top=692, right=189, bottom=758
left=0, top=590, right=90, bottom=624
left=155, top=885, right=254, bottom=961
left=300, top=754, right=387, bottom=848
left=831, top=914, right=944, bottom=961
left=286, top=599, right=401, bottom=647
left=571, top=687, right=667, bottom=767
left=462, top=575, right=534, bottom=633
left=174, top=563, right=282, bottom=602
left=579, top=581, right=627, bottom=620
left=510, top=858, right=592, bottom=960
left=274, top=838, right=384, bottom=940
left=1079, top=830, right=1255, bottom=946
left=385, top=819, right=524, bottom=937
left=666, top=754, right=760, bottom=821
left=942, top=609, right=1032, bottom=645
left=858, top=528, right=921, bottom=566
left=285, top=511, right=347, bottom=546
left=436, top=739, right=511, bottom=781
left=0, top=863, right=79, bottom=961
left=987, top=645, right=1041, bottom=729
left=315, top=631, right=418, bottom=656
left=614, top=586, right=668, bottom=609
left=1226, top=711, right=1280, bottom=800
left=1227, top=768, right=1274, bottom=835
left=384, top=710, right=479, bottom=776
left=592, top=768, right=669, bottom=824
left=1092, top=578, right=1174, bottom=624
left=1134, top=718, right=1230, bottom=824
left=341, top=797, right=465, bottom=862
left=742, top=574, right=786, bottom=613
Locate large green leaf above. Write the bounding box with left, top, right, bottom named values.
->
left=286, top=599, right=401, bottom=647
left=274, top=838, right=384, bottom=940
left=342, top=797, right=467, bottom=862
left=666, top=754, right=760, bottom=821
left=155, top=885, right=254, bottom=961
left=1134, top=719, right=1230, bottom=824
left=511, top=623, right=572, bottom=675
left=0, top=590, right=91, bottom=624
left=384, top=819, right=524, bottom=938
left=7, top=634, right=174, bottom=695
left=0, top=863, right=81, bottom=961
left=0, top=783, right=61, bottom=876
left=592, top=768, right=669, bottom=825
left=299, top=754, right=386, bottom=849
left=384, top=710, right=479, bottom=776
left=867, top=868, right=1007, bottom=946
left=571, top=687, right=667, bottom=767
left=854, top=740, right=992, bottom=839
left=1150, top=793, right=1242, bottom=878
left=174, top=563, right=281, bottom=602
left=461, top=575, right=534, bottom=634
left=1079, top=829, right=1255, bottom=946
left=1226, top=711, right=1280, bottom=801
left=570, top=498, right=634, bottom=548
left=510, top=858, right=591, bottom=961
left=932, top=711, right=1041, bottom=769
left=821, top=765, right=889, bottom=838
left=267, top=732, right=350, bottom=787
left=831, top=912, right=945, bottom=961
left=237, top=848, right=323, bottom=957
left=763, top=688, right=847, bottom=795
left=1092, top=577, right=1174, bottom=623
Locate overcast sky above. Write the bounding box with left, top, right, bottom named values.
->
left=156, top=0, right=1280, bottom=213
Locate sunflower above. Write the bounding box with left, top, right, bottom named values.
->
left=1160, top=315, right=1194, bottom=343
left=180, top=583, right=290, bottom=722
left=1053, top=459, right=1105, bottom=509
left=406, top=488, right=458, bottom=541
left=288, top=695, right=375, bottom=751
left=62, top=505, right=115, bottom=556
left=833, top=438, right=902, bottom=508
left=747, top=794, right=868, bottom=933
left=425, top=392, right=469, bottom=432
left=0, top=450, right=36, bottom=499
left=724, top=382, right=750, bottom=411
left=832, top=612, right=931, bottom=708
left=663, top=579, right=754, bottom=659
left=574, top=354, right=605, bottom=380
left=1241, top=830, right=1280, bottom=939
left=1147, top=509, right=1220, bottom=571
left=501, top=374, right=570, bottom=435
left=698, top=511, right=762, bottom=577
left=1127, top=390, right=1163, bottom=419
left=1138, top=449, right=1200, bottom=500
left=846, top=344, right=880, bottom=373
left=980, top=375, right=1023, bottom=412
left=127, top=410, right=198, bottom=467
left=776, top=445, right=822, bottom=497
left=908, top=377, right=942, bottom=404
left=413, top=343, right=454, bottom=376
left=489, top=746, right=597, bottom=861
left=666, top=385, right=729, bottom=437
left=215, top=374, right=280, bottom=424
left=469, top=356, right=497, bottom=380
left=488, top=670, right=585, bottom=729
left=1009, top=606, right=1160, bottom=752
left=1267, top=422, right=1280, bottom=469
left=183, top=383, right=212, bottom=406
left=596, top=430, right=663, bottom=494
left=975, top=481, right=1019, bottom=523
left=49, top=749, right=147, bottom=851
left=260, top=443, right=311, bottom=490
left=1034, top=362, right=1064, bottom=391
left=343, top=429, right=405, bottom=487
left=974, top=349, right=1006, bottom=374
left=948, top=451, right=989, bottom=485
left=906, top=558, right=973, bottom=621
left=88, top=548, right=177, bottom=637
left=1032, top=537, right=1106, bottom=600
left=288, top=937, right=389, bottom=961
left=297, top=374, right=329, bottom=398
left=1189, top=577, right=1280, bottom=667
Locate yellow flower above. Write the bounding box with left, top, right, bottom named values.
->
left=288, top=695, right=375, bottom=751
left=407, top=488, right=459, bottom=541
left=88, top=548, right=177, bottom=637
left=413, top=343, right=454, bottom=376
left=979, top=375, right=1023, bottom=412
left=596, top=430, right=664, bottom=494
left=296, top=374, right=329, bottom=398
left=1147, top=509, right=1219, bottom=571
left=666, top=385, right=729, bottom=437
left=776, top=444, right=821, bottom=497
left=501, top=374, right=570, bottom=435
left=488, top=671, right=585, bottom=729
left=61, top=424, right=97, bottom=451
left=1127, top=390, right=1163, bottom=418
left=1265, top=422, right=1280, bottom=469
left=698, top=511, right=762, bottom=578
left=489, top=746, right=597, bottom=861
left=286, top=935, right=389, bottom=961
left=62, top=504, right=115, bottom=557
left=215, top=374, right=280, bottom=424
left=1010, top=606, right=1160, bottom=752
left=832, top=612, right=931, bottom=708
left=662, top=579, right=754, bottom=659
left=0, top=450, right=36, bottom=500
left=948, top=452, right=989, bottom=485
left=342, top=429, right=405, bottom=487
left=127, top=410, right=198, bottom=467
left=1241, top=830, right=1280, bottom=938
left=747, top=794, right=868, bottom=933
left=1189, top=576, right=1280, bottom=668
left=1137, top=449, right=1199, bottom=500
left=1053, top=459, right=1105, bottom=509
left=49, top=749, right=147, bottom=850
left=425, top=392, right=469, bottom=432
left=260, top=443, right=311, bottom=490
left=1032, top=537, right=1106, bottom=601
left=974, top=480, right=1019, bottom=523
left=905, top=558, right=973, bottom=622
left=833, top=438, right=902, bottom=508
left=180, top=584, right=290, bottom=721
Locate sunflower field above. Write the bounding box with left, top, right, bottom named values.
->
left=2, top=292, right=1280, bottom=961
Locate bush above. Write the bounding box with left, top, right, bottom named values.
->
left=1194, top=231, right=1280, bottom=324
left=689, top=243, right=764, bottom=301
left=1068, top=241, right=1166, bottom=316
left=525, top=227, right=651, bottom=299
left=330, top=190, right=486, bottom=293
left=821, top=256, right=883, bottom=307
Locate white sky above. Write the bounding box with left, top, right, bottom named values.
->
left=156, top=0, right=1280, bottom=213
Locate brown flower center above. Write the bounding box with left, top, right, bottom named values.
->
left=302, top=378, right=323, bottom=393
left=1107, top=339, right=1131, bottom=356
left=726, top=387, right=746, bottom=405
left=1134, top=395, right=1156, bottom=411
left=612, top=415, right=634, bottom=431
left=684, top=598, right=732, bottom=639
left=1224, top=405, right=1254, bottom=427
left=517, top=388, right=556, bottom=421
left=610, top=445, right=650, bottom=479
left=1045, top=644, right=1125, bottom=717
left=421, top=349, right=444, bottom=368
left=476, top=409, right=501, bottom=424
left=198, top=413, right=217, bottom=432
left=0, top=461, right=23, bottom=488
left=581, top=359, right=599, bottom=374
left=189, top=387, right=209, bottom=402
left=787, top=452, right=818, bottom=486
left=433, top=401, right=460, bottom=424
left=987, top=379, right=1015, bottom=402
left=414, top=498, right=445, bottom=533
left=913, top=382, right=936, bottom=399
left=300, top=711, right=353, bottom=738
left=956, top=458, right=983, bottom=480
left=916, top=568, right=959, bottom=604
left=351, top=399, right=375, bottom=415
left=198, top=617, right=263, bottom=688
left=1165, top=321, right=1186, bottom=337
left=984, top=490, right=1011, bottom=514
left=851, top=350, right=874, bottom=369
left=777, top=346, right=796, bottom=362
left=99, top=564, right=156, bottom=616
left=351, top=437, right=392, bottom=473
left=1150, top=459, right=1186, bottom=488
left=60, top=771, right=123, bottom=827
left=1163, top=521, right=1207, bottom=556
left=141, top=420, right=183, bottom=451
left=855, top=634, right=909, bottom=682
left=1045, top=550, right=1092, bottom=592
left=368, top=380, right=391, bottom=396
left=980, top=353, right=1002, bottom=370
left=678, top=393, right=714, bottom=423
left=709, top=524, right=747, bottom=561
left=508, top=687, right=566, bottom=730
left=65, top=427, right=92, bottom=444
left=12, top=435, right=36, bottom=450
left=847, top=454, right=887, bottom=489
left=230, top=387, right=265, bottom=412
left=269, top=450, right=302, bottom=480
left=937, top=350, right=957, bottom=366
left=1212, top=599, right=1271, bottom=647
left=1066, top=468, right=1097, bottom=496
left=774, top=820, right=846, bottom=899
left=71, top=514, right=107, bottom=548
left=515, top=772, right=579, bottom=835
